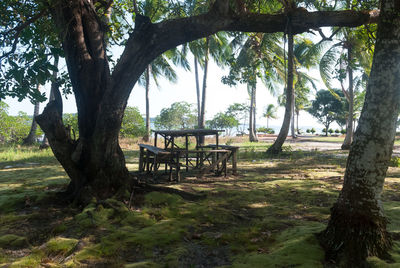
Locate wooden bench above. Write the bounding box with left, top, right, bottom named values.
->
left=138, top=144, right=181, bottom=181
left=198, top=144, right=239, bottom=175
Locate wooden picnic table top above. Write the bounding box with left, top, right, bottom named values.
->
left=153, top=129, right=224, bottom=137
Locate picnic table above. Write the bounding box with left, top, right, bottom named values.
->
left=138, top=129, right=239, bottom=181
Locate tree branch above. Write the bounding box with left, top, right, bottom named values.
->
left=0, top=10, right=47, bottom=61
left=111, top=2, right=379, bottom=108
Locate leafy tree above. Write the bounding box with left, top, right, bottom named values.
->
left=154, top=102, right=196, bottom=130
left=226, top=103, right=249, bottom=134
left=308, top=89, right=346, bottom=136
left=120, top=106, right=146, bottom=138
left=207, top=112, right=238, bottom=136
left=263, top=104, right=278, bottom=129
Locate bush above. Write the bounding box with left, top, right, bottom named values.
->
left=328, top=128, right=334, bottom=134
left=310, top=128, right=316, bottom=134
left=341, top=129, right=346, bottom=134
left=335, top=129, right=340, bottom=133
left=257, top=127, right=274, bottom=134
left=121, top=107, right=146, bottom=138
left=306, top=129, right=310, bottom=133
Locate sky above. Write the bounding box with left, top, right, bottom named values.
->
left=3, top=46, right=339, bottom=133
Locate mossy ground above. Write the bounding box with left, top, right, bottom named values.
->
left=1, top=138, right=400, bottom=267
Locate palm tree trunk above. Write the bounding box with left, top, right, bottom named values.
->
left=341, top=45, right=354, bottom=149
left=194, top=57, right=201, bottom=127
left=199, top=37, right=209, bottom=145
left=319, top=2, right=399, bottom=264
left=291, top=97, right=296, bottom=139
left=144, top=65, right=151, bottom=142
left=249, top=84, right=258, bottom=142
left=267, top=32, right=294, bottom=154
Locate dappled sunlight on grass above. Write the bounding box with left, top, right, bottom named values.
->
left=1, top=142, right=400, bottom=266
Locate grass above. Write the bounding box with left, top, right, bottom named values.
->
left=1, top=138, right=400, bottom=267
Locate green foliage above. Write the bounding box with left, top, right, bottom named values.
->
left=307, top=89, right=346, bottom=136
left=207, top=112, right=238, bottom=135
left=226, top=103, right=249, bottom=133
left=121, top=106, right=146, bottom=138
left=154, top=102, right=196, bottom=130
left=63, top=113, right=79, bottom=138
left=257, top=127, right=275, bottom=134
left=311, top=128, right=316, bottom=134
left=0, top=102, right=36, bottom=143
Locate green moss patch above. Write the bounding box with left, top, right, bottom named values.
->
left=0, top=234, right=28, bottom=249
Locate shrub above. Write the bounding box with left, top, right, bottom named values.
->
left=335, top=129, right=340, bottom=133
left=341, top=129, right=346, bottom=134
left=310, top=128, right=316, bottom=134
left=328, top=128, right=334, bottom=134
left=306, top=129, right=310, bottom=133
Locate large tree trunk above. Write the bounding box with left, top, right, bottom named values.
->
left=319, top=1, right=400, bottom=265
left=23, top=89, right=40, bottom=145
left=36, top=0, right=133, bottom=203
left=267, top=32, right=294, bottom=154
left=144, top=65, right=151, bottom=142
left=341, top=45, right=354, bottom=150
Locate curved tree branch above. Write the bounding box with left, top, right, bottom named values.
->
left=111, top=2, right=379, bottom=107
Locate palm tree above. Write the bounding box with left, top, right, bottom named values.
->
left=139, top=54, right=181, bottom=141
left=223, top=32, right=285, bottom=142
left=263, top=104, right=278, bottom=129
left=136, top=1, right=189, bottom=141
left=320, top=27, right=372, bottom=149
left=188, top=32, right=231, bottom=145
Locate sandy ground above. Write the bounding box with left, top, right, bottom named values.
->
left=258, top=135, right=400, bottom=156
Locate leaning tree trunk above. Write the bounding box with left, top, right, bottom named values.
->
left=341, top=45, right=354, bottom=150
left=144, top=65, right=151, bottom=142
left=267, top=31, right=294, bottom=154
left=319, top=1, right=400, bottom=265
left=249, top=84, right=258, bottom=142
left=23, top=84, right=41, bottom=145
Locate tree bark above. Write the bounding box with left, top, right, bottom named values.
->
left=319, top=1, right=400, bottom=265
left=144, top=65, right=151, bottom=142
left=267, top=31, right=294, bottom=154
left=341, top=45, right=354, bottom=150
